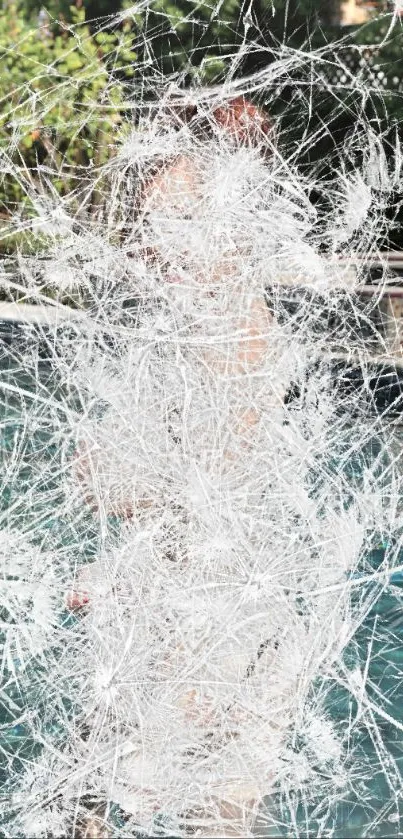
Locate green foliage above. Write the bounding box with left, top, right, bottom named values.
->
left=18, top=0, right=121, bottom=24
left=352, top=14, right=403, bottom=121
left=131, top=0, right=341, bottom=82
left=19, top=0, right=72, bottom=23
left=0, top=2, right=136, bottom=251
left=2, top=0, right=403, bottom=256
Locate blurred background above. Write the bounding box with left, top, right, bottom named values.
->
left=0, top=0, right=402, bottom=253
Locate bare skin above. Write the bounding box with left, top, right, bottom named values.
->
left=69, top=151, right=276, bottom=834
left=73, top=154, right=273, bottom=522
left=74, top=814, right=111, bottom=839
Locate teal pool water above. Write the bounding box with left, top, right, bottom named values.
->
left=1, top=355, right=403, bottom=838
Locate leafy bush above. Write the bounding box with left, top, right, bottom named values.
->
left=0, top=3, right=136, bottom=251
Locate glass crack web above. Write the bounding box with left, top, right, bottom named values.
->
left=1, top=3, right=403, bottom=837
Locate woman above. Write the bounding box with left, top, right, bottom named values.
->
left=70, top=96, right=282, bottom=530
left=68, top=97, right=290, bottom=838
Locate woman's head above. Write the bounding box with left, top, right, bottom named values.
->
left=154, top=95, right=274, bottom=153
left=209, top=96, right=273, bottom=148
left=137, top=97, right=274, bottom=289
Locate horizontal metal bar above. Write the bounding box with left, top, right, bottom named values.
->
left=0, top=302, right=85, bottom=325
left=315, top=350, right=403, bottom=370
left=358, top=285, right=403, bottom=298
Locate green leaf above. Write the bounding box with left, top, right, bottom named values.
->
left=66, top=52, right=84, bottom=71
